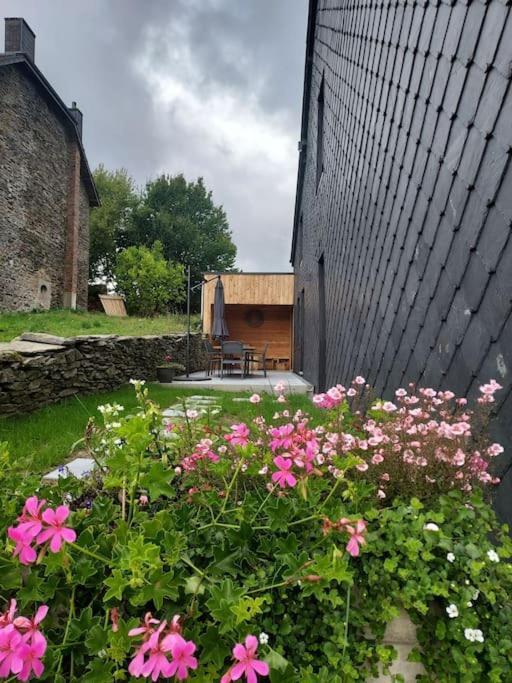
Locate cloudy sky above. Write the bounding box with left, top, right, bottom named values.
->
left=2, top=0, right=308, bottom=271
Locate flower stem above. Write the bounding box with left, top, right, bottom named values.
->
left=216, top=458, right=244, bottom=520
left=247, top=577, right=296, bottom=594
left=288, top=514, right=322, bottom=527
left=249, top=484, right=276, bottom=524
left=72, top=543, right=110, bottom=564
left=319, top=476, right=343, bottom=510
left=181, top=556, right=213, bottom=582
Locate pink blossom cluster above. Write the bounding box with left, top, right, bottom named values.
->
left=221, top=635, right=269, bottom=683
left=225, top=423, right=250, bottom=448
left=181, top=438, right=220, bottom=472
left=322, top=518, right=368, bottom=557
left=0, top=600, right=47, bottom=680
left=267, top=419, right=320, bottom=488
left=128, top=613, right=197, bottom=681
left=351, top=382, right=503, bottom=498
left=8, top=497, right=76, bottom=565
left=313, top=376, right=366, bottom=409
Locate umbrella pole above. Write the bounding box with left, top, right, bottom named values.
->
left=186, top=265, right=191, bottom=378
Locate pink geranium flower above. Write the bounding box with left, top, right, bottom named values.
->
left=37, top=506, right=76, bottom=553
left=136, top=624, right=171, bottom=681
left=17, top=497, right=46, bottom=541
left=222, top=635, right=269, bottom=683
left=225, top=423, right=250, bottom=447
left=16, top=631, right=46, bottom=681
left=7, top=527, right=37, bottom=566
left=271, top=456, right=297, bottom=488
left=162, top=633, right=198, bottom=680
left=345, top=520, right=367, bottom=558
left=14, top=605, right=48, bottom=643
left=0, top=625, right=23, bottom=678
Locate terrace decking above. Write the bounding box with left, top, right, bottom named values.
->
left=169, top=370, right=313, bottom=394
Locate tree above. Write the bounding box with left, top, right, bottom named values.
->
left=89, top=165, right=138, bottom=283
left=114, top=242, right=185, bottom=316
left=123, top=175, right=237, bottom=294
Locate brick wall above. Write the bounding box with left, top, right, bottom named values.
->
left=293, top=0, right=512, bottom=523
left=0, top=64, right=90, bottom=311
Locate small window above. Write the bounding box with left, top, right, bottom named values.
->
left=316, top=76, right=325, bottom=189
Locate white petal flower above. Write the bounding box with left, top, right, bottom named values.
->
left=259, top=632, right=269, bottom=645
left=423, top=523, right=440, bottom=532
left=474, top=629, right=484, bottom=643
left=472, top=589, right=480, bottom=601
left=446, top=604, right=459, bottom=619
left=487, top=549, right=500, bottom=563
left=447, top=552, right=455, bottom=563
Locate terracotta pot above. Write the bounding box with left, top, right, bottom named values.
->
left=366, top=609, right=426, bottom=682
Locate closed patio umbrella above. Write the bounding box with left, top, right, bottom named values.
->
left=212, top=278, right=229, bottom=339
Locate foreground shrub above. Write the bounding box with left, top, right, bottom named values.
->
left=0, top=380, right=510, bottom=681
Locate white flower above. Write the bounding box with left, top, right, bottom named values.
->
left=446, top=604, right=459, bottom=619
left=464, top=628, right=484, bottom=643
left=467, top=601, right=473, bottom=607
left=129, top=378, right=145, bottom=386
left=447, top=552, right=455, bottom=563
left=423, top=523, right=440, bottom=532
left=472, top=589, right=480, bottom=601
left=258, top=632, right=269, bottom=645
left=186, top=409, right=199, bottom=419
left=487, top=549, right=500, bottom=563
left=249, top=393, right=261, bottom=404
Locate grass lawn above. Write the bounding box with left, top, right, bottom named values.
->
left=0, top=309, right=200, bottom=342
left=0, top=384, right=316, bottom=475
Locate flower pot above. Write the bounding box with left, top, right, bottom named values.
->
left=156, top=367, right=176, bottom=383
left=366, top=609, right=426, bottom=682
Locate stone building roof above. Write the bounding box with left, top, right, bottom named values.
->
left=0, top=52, right=100, bottom=207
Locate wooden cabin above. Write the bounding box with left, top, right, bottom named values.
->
left=201, top=272, right=294, bottom=370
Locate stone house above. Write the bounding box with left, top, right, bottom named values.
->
left=0, top=17, right=99, bottom=311
left=292, top=0, right=512, bottom=523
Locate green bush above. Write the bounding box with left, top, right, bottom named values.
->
left=0, top=381, right=511, bottom=682
left=114, top=242, right=185, bottom=316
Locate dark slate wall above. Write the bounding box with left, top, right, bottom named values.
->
left=293, top=0, right=512, bottom=523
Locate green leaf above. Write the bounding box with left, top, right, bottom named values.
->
left=140, top=461, right=175, bottom=500
left=231, top=596, right=266, bottom=625
left=266, top=647, right=290, bottom=672
left=104, top=569, right=126, bottom=602
left=85, top=625, right=108, bottom=655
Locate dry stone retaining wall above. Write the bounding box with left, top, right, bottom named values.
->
left=0, top=333, right=205, bottom=416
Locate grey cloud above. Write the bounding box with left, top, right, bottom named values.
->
left=1, top=0, right=308, bottom=270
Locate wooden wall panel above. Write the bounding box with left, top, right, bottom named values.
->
left=202, top=273, right=294, bottom=334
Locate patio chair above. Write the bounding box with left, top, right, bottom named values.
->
left=203, top=339, right=222, bottom=376
left=220, top=341, right=247, bottom=378
left=245, top=342, right=269, bottom=377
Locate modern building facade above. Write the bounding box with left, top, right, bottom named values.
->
left=0, top=18, right=99, bottom=312
left=292, top=0, right=512, bottom=522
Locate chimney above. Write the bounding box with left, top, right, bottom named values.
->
left=68, top=101, right=83, bottom=139
left=4, top=18, right=35, bottom=63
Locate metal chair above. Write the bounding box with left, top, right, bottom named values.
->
left=203, top=339, right=222, bottom=376
left=246, top=342, right=269, bottom=377
left=220, top=341, right=247, bottom=378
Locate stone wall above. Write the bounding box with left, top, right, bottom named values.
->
left=0, top=333, right=206, bottom=416
left=0, top=64, right=90, bottom=311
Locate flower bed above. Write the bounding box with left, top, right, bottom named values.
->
left=0, top=378, right=511, bottom=681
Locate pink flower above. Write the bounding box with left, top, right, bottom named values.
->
left=7, top=527, right=37, bottom=565
left=137, top=624, right=171, bottom=681
left=0, top=600, right=17, bottom=629
left=16, top=631, right=46, bottom=681
left=225, top=423, right=250, bottom=447
left=13, top=605, right=48, bottom=642
left=0, top=625, right=23, bottom=678
left=353, top=376, right=366, bottom=385
left=488, top=443, right=504, bottom=457
left=249, top=394, right=261, bottom=404
left=371, top=453, right=384, bottom=465
left=382, top=401, right=397, bottom=412
left=162, top=633, right=198, bottom=680
left=356, top=461, right=369, bottom=472
left=271, top=456, right=297, bottom=488
left=276, top=394, right=286, bottom=404
left=128, top=612, right=161, bottom=640
left=138, top=495, right=149, bottom=506
left=223, top=635, right=269, bottom=683
left=37, top=506, right=76, bottom=553
left=345, top=520, right=367, bottom=557
left=17, top=497, right=46, bottom=541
